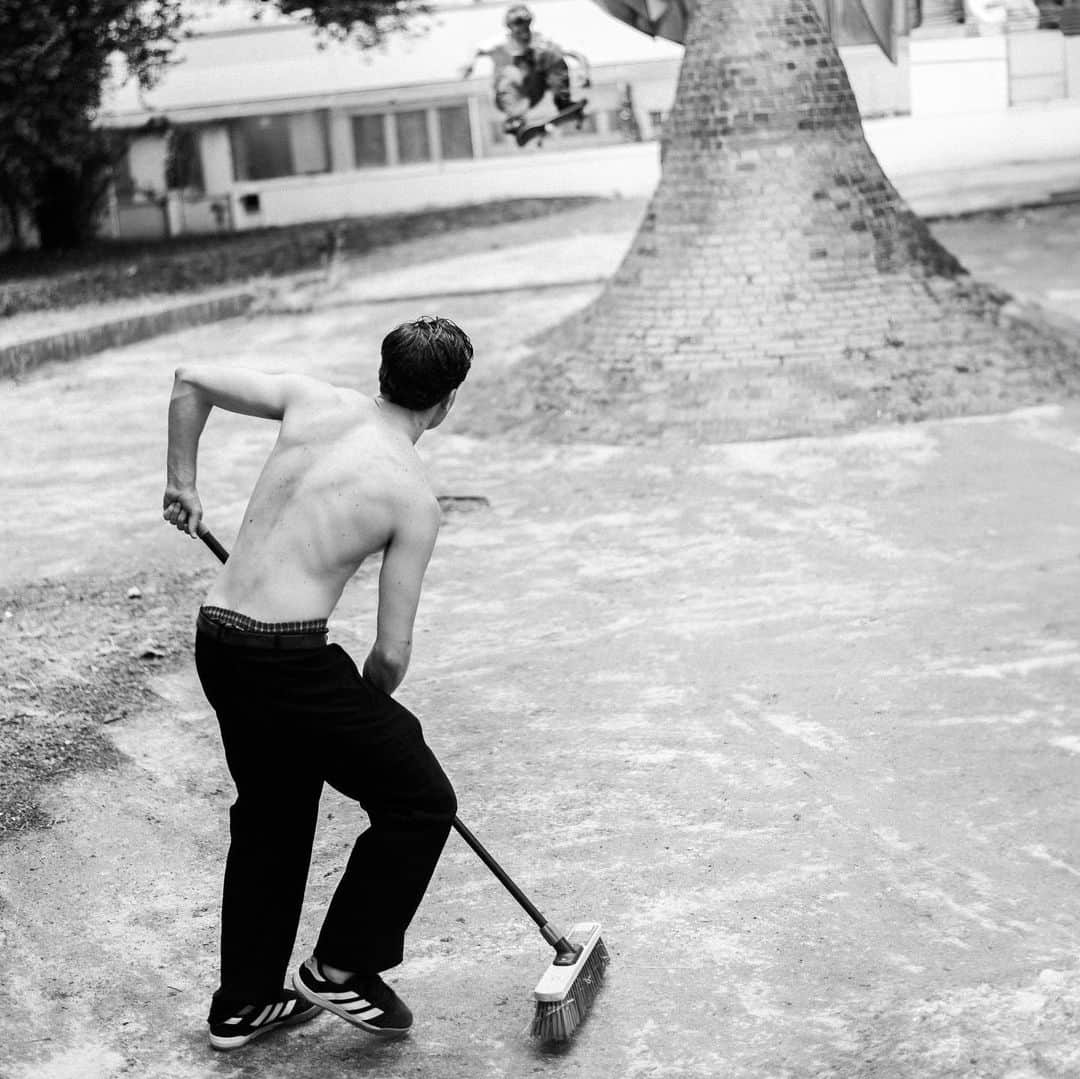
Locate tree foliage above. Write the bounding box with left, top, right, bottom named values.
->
left=269, top=0, right=427, bottom=45
left=0, top=0, right=424, bottom=251
left=0, top=1, right=186, bottom=248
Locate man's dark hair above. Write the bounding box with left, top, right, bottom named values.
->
left=379, top=316, right=473, bottom=411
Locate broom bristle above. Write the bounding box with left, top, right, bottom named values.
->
left=530, top=922, right=610, bottom=1042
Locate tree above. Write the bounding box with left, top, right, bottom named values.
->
left=0, top=0, right=423, bottom=250
left=482, top=0, right=1079, bottom=443
left=0, top=2, right=186, bottom=249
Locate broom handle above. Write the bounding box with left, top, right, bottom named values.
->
left=450, top=816, right=553, bottom=932
left=195, top=526, right=578, bottom=956
left=198, top=526, right=230, bottom=564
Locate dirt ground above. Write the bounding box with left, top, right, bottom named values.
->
left=2, top=203, right=1080, bottom=1078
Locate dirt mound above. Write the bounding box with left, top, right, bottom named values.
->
left=0, top=570, right=210, bottom=839
left=460, top=279, right=1080, bottom=445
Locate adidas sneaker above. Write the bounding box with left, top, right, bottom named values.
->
left=293, top=957, right=413, bottom=1037
left=207, top=989, right=320, bottom=1051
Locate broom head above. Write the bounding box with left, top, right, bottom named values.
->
left=530, top=921, right=609, bottom=1042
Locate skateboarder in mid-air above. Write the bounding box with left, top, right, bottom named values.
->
left=460, top=3, right=588, bottom=144
left=162, top=316, right=472, bottom=1051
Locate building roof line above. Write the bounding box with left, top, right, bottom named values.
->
left=181, top=0, right=579, bottom=40
left=100, top=55, right=682, bottom=126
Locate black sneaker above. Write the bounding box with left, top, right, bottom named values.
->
left=293, top=957, right=413, bottom=1037
left=207, top=989, right=320, bottom=1051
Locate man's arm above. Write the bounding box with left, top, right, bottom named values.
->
left=460, top=41, right=498, bottom=79
left=362, top=497, right=441, bottom=695
left=163, top=365, right=320, bottom=537
left=459, top=47, right=481, bottom=79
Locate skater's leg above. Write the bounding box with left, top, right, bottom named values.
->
left=535, top=44, right=573, bottom=111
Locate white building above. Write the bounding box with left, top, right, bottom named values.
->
left=98, top=0, right=1080, bottom=239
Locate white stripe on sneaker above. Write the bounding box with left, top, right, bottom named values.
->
left=253, top=1004, right=274, bottom=1026
left=322, top=989, right=364, bottom=1002
left=343, top=1000, right=379, bottom=1015
left=266, top=1002, right=284, bottom=1024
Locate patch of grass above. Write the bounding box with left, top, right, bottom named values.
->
left=0, top=197, right=600, bottom=318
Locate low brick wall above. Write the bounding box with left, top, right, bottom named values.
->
left=0, top=292, right=254, bottom=379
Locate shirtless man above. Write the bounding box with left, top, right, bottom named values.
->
left=162, top=315, right=472, bottom=1051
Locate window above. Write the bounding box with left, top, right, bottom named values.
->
left=352, top=113, right=388, bottom=168
left=166, top=127, right=205, bottom=192
left=350, top=103, right=474, bottom=167
left=110, top=134, right=137, bottom=202
left=231, top=115, right=292, bottom=180
left=437, top=104, right=474, bottom=160
left=231, top=111, right=330, bottom=181
left=396, top=110, right=431, bottom=164
left=290, top=111, right=329, bottom=174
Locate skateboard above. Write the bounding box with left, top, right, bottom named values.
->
left=515, top=100, right=588, bottom=148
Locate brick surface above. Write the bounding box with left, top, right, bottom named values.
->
left=493, top=0, right=1080, bottom=443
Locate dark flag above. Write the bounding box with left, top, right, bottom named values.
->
left=592, top=0, right=898, bottom=63
left=854, top=0, right=897, bottom=62
left=591, top=0, right=689, bottom=43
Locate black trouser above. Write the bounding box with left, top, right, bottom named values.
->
left=195, top=625, right=456, bottom=1004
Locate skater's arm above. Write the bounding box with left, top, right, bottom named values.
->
left=460, top=41, right=497, bottom=79
left=163, top=365, right=321, bottom=536
left=362, top=497, right=441, bottom=695
left=562, top=49, right=591, bottom=85
left=459, top=48, right=482, bottom=78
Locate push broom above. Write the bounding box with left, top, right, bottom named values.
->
left=195, top=524, right=609, bottom=1041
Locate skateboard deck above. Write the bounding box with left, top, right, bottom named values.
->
left=516, top=100, right=588, bottom=147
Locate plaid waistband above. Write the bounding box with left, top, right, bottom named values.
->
left=200, top=605, right=328, bottom=636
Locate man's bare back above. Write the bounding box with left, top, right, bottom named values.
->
left=204, top=379, right=439, bottom=623
left=164, top=326, right=468, bottom=696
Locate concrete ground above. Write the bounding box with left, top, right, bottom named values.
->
left=2, top=201, right=1080, bottom=1077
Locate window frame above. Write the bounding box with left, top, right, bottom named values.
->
left=435, top=102, right=476, bottom=161
left=347, top=100, right=477, bottom=169
left=229, top=110, right=331, bottom=183
left=350, top=111, right=391, bottom=169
